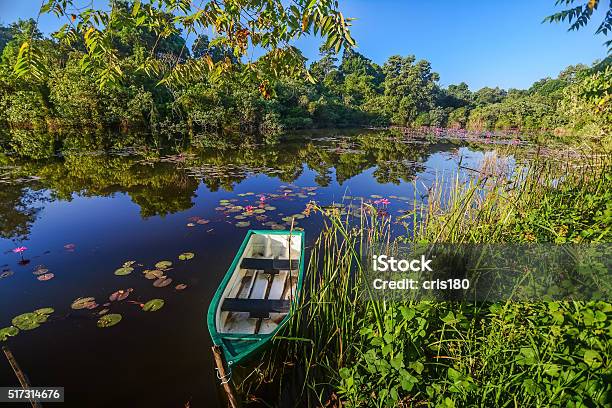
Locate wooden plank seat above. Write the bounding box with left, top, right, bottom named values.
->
left=221, top=298, right=291, bottom=319
left=240, top=258, right=299, bottom=274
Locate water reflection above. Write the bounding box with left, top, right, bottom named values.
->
left=0, top=130, right=455, bottom=241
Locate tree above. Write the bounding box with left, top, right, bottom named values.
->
left=15, top=0, right=355, bottom=91
left=381, top=55, right=440, bottom=125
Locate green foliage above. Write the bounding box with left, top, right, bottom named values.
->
left=544, top=0, right=612, bottom=51
left=15, top=0, right=355, bottom=88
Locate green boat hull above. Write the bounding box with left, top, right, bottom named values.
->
left=207, top=229, right=305, bottom=367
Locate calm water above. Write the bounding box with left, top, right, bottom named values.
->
left=0, top=131, right=514, bottom=407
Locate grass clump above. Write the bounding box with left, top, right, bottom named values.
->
left=243, top=153, right=611, bottom=407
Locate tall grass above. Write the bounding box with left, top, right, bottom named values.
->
left=241, top=153, right=611, bottom=407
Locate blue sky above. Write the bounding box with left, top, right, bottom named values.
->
left=0, top=0, right=607, bottom=90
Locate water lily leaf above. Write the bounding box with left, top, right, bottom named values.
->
left=236, top=221, right=251, bottom=228
left=71, top=297, right=96, bottom=310
left=175, top=284, right=188, bottom=290
left=0, top=326, right=19, bottom=341
left=178, top=252, right=195, bottom=261
left=271, top=224, right=285, bottom=230
left=12, top=313, right=41, bottom=330
left=155, top=261, right=172, bottom=269
left=196, top=219, right=210, bottom=224
left=114, top=267, right=134, bottom=276
left=253, top=209, right=266, bottom=214
left=371, top=194, right=382, bottom=199
left=281, top=216, right=294, bottom=222
left=264, top=206, right=276, bottom=211
left=255, top=215, right=267, bottom=221
left=291, top=214, right=305, bottom=219
left=97, top=314, right=122, bottom=328
left=34, top=308, right=54, bottom=315
left=109, top=289, right=132, bottom=302
left=153, top=277, right=173, bottom=288
left=37, top=273, right=54, bottom=281
left=0, top=270, right=14, bottom=279
left=143, top=270, right=164, bottom=280
left=234, top=215, right=247, bottom=220
left=123, top=261, right=136, bottom=268
left=143, top=299, right=165, bottom=312
left=33, top=265, right=48, bottom=275
left=215, top=206, right=226, bottom=211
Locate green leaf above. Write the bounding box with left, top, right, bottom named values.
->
left=178, top=252, right=195, bottom=261
left=0, top=326, right=19, bottom=341
left=143, top=299, right=165, bottom=312
left=114, top=267, right=134, bottom=276
left=584, top=350, right=602, bottom=368
left=97, top=314, right=122, bottom=328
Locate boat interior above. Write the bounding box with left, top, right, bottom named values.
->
left=216, top=233, right=302, bottom=335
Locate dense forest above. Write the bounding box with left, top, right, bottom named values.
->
left=0, top=3, right=610, bottom=142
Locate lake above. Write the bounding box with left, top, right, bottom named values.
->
left=0, top=130, right=519, bottom=407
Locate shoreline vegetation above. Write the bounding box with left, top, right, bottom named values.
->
left=243, top=153, right=611, bottom=407
left=0, top=16, right=610, bottom=148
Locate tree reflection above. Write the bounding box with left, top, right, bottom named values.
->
left=0, top=129, right=442, bottom=240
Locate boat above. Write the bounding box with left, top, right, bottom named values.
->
left=207, top=229, right=305, bottom=367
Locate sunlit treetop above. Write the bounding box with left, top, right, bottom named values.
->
left=14, top=0, right=355, bottom=93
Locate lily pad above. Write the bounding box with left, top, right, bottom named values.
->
left=264, top=206, right=276, bottom=211
left=12, top=313, right=42, bottom=330
left=271, top=224, right=285, bottom=230
left=0, top=270, right=14, bottom=279
left=175, top=284, right=188, bottom=290
left=236, top=221, right=251, bottom=228
left=34, top=308, right=54, bottom=315
left=234, top=215, right=247, bottom=220
left=143, top=299, right=165, bottom=312
left=178, top=252, right=195, bottom=261
left=143, top=270, right=164, bottom=280
left=109, top=289, right=132, bottom=302
left=281, top=216, right=294, bottom=223
left=37, top=273, right=54, bottom=281
left=98, top=308, right=109, bottom=316
left=253, top=209, right=266, bottom=214
left=114, top=267, right=134, bottom=276
left=291, top=214, right=305, bottom=219
left=97, top=314, right=122, bottom=328
left=196, top=219, right=210, bottom=225
left=33, top=266, right=48, bottom=275
left=155, top=261, right=172, bottom=269
left=0, top=326, right=19, bottom=341
left=371, top=194, right=382, bottom=199
left=71, top=297, right=96, bottom=310
left=153, top=277, right=173, bottom=288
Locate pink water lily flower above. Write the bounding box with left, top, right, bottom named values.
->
left=245, top=205, right=256, bottom=212
left=12, top=246, right=27, bottom=254
left=374, top=198, right=390, bottom=206
left=259, top=195, right=266, bottom=202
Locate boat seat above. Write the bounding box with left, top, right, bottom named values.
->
left=240, top=258, right=299, bottom=275
left=221, top=298, right=291, bottom=319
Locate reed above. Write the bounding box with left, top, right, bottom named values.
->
left=243, top=152, right=611, bottom=407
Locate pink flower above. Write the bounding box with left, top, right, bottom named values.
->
left=374, top=198, right=390, bottom=206
left=245, top=205, right=255, bottom=212
left=12, top=246, right=27, bottom=254
left=259, top=195, right=266, bottom=202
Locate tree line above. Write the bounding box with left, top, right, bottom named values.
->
left=0, top=13, right=610, bottom=142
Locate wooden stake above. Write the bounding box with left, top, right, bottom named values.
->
left=212, top=345, right=241, bottom=408
left=2, top=346, right=43, bottom=408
